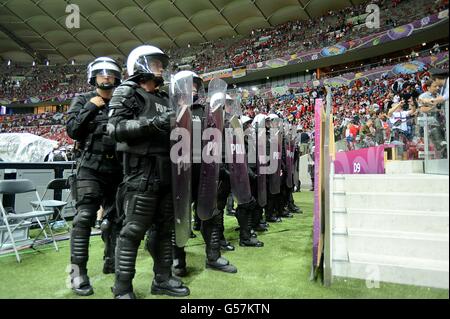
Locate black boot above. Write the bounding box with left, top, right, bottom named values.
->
left=173, top=245, right=187, bottom=277
left=220, top=239, right=235, bottom=251
left=217, top=210, right=235, bottom=251
left=206, top=256, right=238, bottom=273
left=103, top=257, right=115, bottom=274
left=226, top=195, right=235, bottom=216
left=265, top=197, right=281, bottom=223
left=151, top=275, right=190, bottom=297
left=281, top=208, right=294, bottom=218
left=266, top=215, right=282, bottom=222
left=288, top=202, right=302, bottom=214
left=70, top=215, right=94, bottom=296
left=112, top=235, right=138, bottom=298
left=288, top=192, right=302, bottom=214
left=236, top=204, right=264, bottom=248
left=114, top=291, right=136, bottom=299
left=201, top=216, right=237, bottom=273
left=252, top=206, right=268, bottom=232
left=149, top=231, right=190, bottom=297
left=101, top=219, right=119, bottom=274
left=70, top=263, right=94, bottom=296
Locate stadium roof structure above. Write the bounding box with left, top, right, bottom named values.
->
left=0, top=0, right=366, bottom=63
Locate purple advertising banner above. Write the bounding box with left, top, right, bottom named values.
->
left=334, top=145, right=385, bottom=174
left=246, top=11, right=448, bottom=73
left=255, top=52, right=448, bottom=97
left=313, top=98, right=322, bottom=267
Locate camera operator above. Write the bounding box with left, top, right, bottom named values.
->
left=419, top=78, right=446, bottom=158
left=388, top=93, right=417, bottom=143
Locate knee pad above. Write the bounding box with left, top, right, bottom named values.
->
left=73, top=207, right=97, bottom=229
left=119, top=221, right=147, bottom=242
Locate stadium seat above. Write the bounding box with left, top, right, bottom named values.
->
left=30, top=178, right=72, bottom=231
left=0, top=179, right=59, bottom=262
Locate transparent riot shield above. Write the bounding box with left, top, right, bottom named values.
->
left=197, top=78, right=227, bottom=220
left=169, top=72, right=193, bottom=247
left=226, top=109, right=252, bottom=205
left=269, top=118, right=282, bottom=194
left=254, top=115, right=267, bottom=207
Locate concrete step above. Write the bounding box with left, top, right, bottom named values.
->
left=333, top=174, right=448, bottom=194
left=333, top=192, right=449, bottom=211
left=333, top=252, right=449, bottom=289
left=332, top=233, right=349, bottom=261
left=346, top=228, right=449, bottom=261
left=333, top=209, right=449, bottom=234
left=385, top=160, right=424, bottom=174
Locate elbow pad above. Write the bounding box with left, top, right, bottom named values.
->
left=108, top=111, right=175, bottom=142
left=108, top=119, right=149, bottom=142
left=148, top=111, right=175, bottom=133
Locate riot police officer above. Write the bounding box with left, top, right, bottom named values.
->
left=107, top=45, right=189, bottom=299
left=220, top=96, right=264, bottom=247
left=265, top=114, right=283, bottom=223
left=242, top=115, right=268, bottom=233
left=172, top=71, right=237, bottom=276
left=66, top=57, right=123, bottom=296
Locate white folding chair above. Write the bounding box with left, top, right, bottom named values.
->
left=30, top=178, right=72, bottom=231
left=0, top=179, right=59, bottom=263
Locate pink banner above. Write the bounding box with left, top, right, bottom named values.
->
left=334, top=145, right=385, bottom=174
left=313, top=98, right=322, bottom=267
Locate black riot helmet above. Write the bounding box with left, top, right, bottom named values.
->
left=126, top=45, right=169, bottom=86
left=87, top=57, right=122, bottom=90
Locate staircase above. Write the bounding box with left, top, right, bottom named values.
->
left=331, top=174, right=449, bottom=289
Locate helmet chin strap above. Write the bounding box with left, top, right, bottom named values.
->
left=96, top=82, right=115, bottom=90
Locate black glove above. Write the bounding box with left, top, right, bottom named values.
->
left=148, top=111, right=175, bottom=132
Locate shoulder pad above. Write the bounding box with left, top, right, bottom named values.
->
left=113, top=82, right=137, bottom=98
left=121, top=80, right=139, bottom=88
left=156, top=90, right=169, bottom=99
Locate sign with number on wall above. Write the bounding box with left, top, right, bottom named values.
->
left=334, top=145, right=385, bottom=174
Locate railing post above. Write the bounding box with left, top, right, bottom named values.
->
left=446, top=100, right=449, bottom=161
left=323, top=86, right=333, bottom=286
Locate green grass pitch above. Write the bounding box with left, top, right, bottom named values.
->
left=0, top=191, right=447, bottom=299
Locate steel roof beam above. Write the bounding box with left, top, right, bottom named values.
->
left=298, top=0, right=313, bottom=19
left=251, top=0, right=273, bottom=26
left=97, top=0, right=145, bottom=45
left=131, top=0, right=179, bottom=48
left=0, top=22, right=46, bottom=63
left=1, top=1, right=69, bottom=61
left=207, top=0, right=239, bottom=35
left=171, top=0, right=209, bottom=42
left=62, top=0, right=126, bottom=56
left=33, top=0, right=97, bottom=60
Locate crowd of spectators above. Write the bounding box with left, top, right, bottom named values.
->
left=0, top=64, right=91, bottom=103
left=0, top=0, right=447, bottom=159
left=1, top=0, right=447, bottom=104
left=0, top=63, right=447, bottom=160
left=168, top=0, right=448, bottom=73
left=0, top=112, right=73, bottom=148
left=241, top=64, right=448, bottom=159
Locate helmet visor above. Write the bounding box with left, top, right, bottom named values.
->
left=136, top=55, right=167, bottom=77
